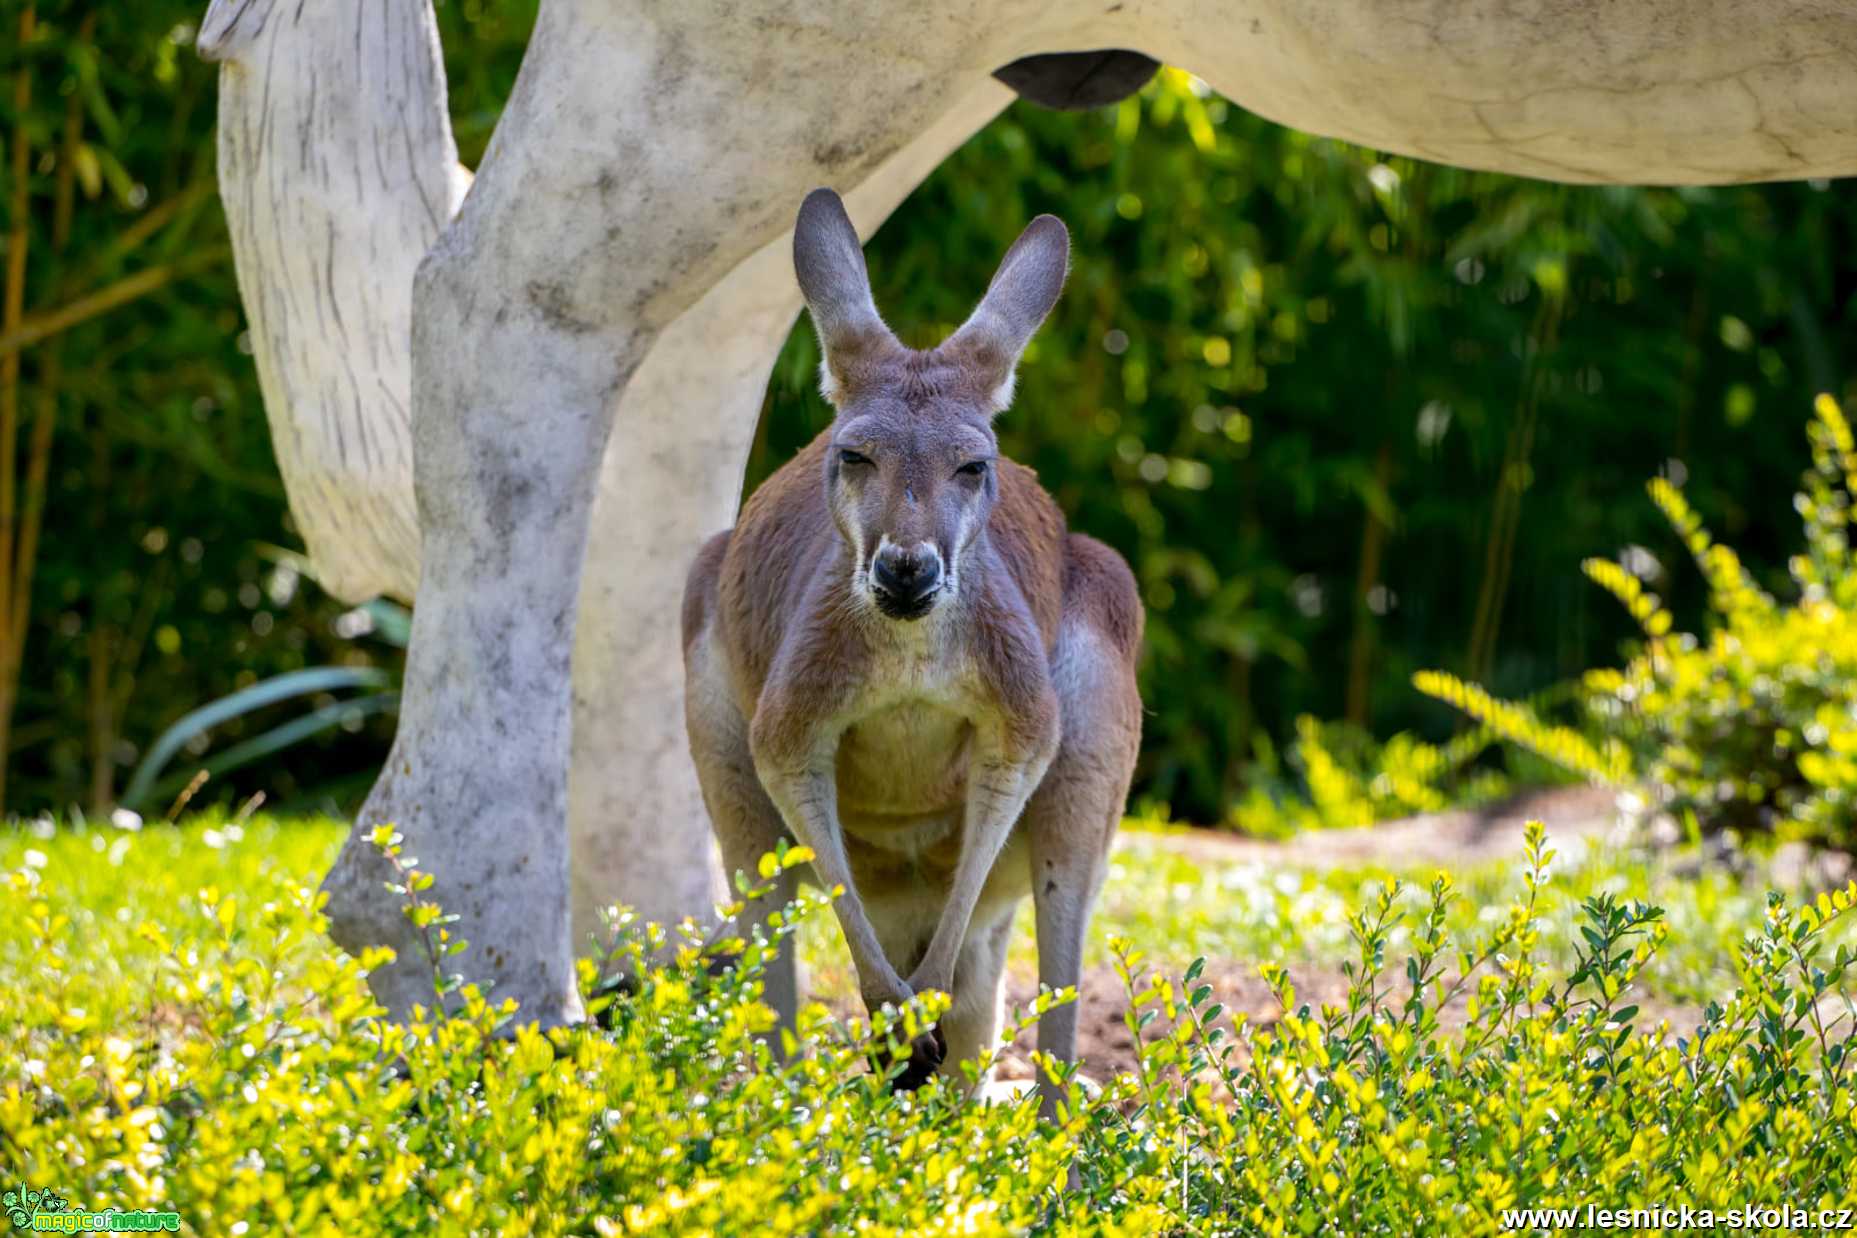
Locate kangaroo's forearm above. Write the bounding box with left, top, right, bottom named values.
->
left=909, top=754, right=1049, bottom=995
left=761, top=763, right=911, bottom=1007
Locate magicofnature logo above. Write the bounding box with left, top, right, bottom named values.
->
left=3, top=1185, right=180, bottom=1232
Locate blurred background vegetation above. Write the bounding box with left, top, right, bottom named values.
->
left=3, top=0, right=1853, bottom=826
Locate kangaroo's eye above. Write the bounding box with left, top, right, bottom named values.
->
left=838, top=449, right=872, bottom=468
left=955, top=459, right=990, bottom=479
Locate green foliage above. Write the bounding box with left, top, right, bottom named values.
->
left=120, top=662, right=398, bottom=812
left=1094, top=824, right=1857, bottom=1232
left=1, top=2, right=535, bottom=818
left=1092, top=821, right=1851, bottom=1009
left=754, top=70, right=1857, bottom=821
left=10, top=10, right=1857, bottom=820
left=1419, top=396, right=1857, bottom=849
left=1412, top=671, right=1632, bottom=787
left=1225, top=714, right=1509, bottom=837
left=116, top=567, right=410, bottom=813
left=7, top=819, right=1857, bottom=1234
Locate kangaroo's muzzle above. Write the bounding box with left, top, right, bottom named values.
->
left=871, top=545, right=942, bottom=619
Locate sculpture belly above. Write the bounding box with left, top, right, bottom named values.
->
left=836, top=701, right=972, bottom=856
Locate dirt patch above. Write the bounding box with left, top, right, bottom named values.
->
left=1126, top=784, right=1621, bottom=871
left=823, top=786, right=1711, bottom=1091
left=823, top=958, right=1341, bottom=1088
left=984, top=955, right=1700, bottom=1090
left=987, top=959, right=1353, bottom=1084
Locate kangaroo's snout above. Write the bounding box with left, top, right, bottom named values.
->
left=871, top=544, right=942, bottom=619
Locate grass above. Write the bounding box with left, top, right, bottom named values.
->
left=803, top=812, right=1855, bottom=1011
left=5, top=812, right=1857, bottom=1234
left=5, top=812, right=1826, bottom=1016
left=0, top=817, right=342, bottom=1027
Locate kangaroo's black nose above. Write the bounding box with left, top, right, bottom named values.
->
left=871, top=547, right=942, bottom=616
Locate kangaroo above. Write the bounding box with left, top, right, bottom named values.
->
left=681, top=189, right=1142, bottom=1102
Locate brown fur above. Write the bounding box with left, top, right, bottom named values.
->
left=679, top=190, right=1142, bottom=1107
left=712, top=429, right=1067, bottom=707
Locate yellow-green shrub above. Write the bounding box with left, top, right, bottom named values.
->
left=1093, top=824, right=1857, bottom=1233
left=1419, top=395, right=1857, bottom=849
left=6, top=818, right=1857, bottom=1234
left=1229, top=715, right=1511, bottom=837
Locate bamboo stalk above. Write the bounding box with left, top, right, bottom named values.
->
left=1672, top=284, right=1708, bottom=466
left=89, top=555, right=171, bottom=816
left=1226, top=439, right=1261, bottom=803
left=92, top=178, right=214, bottom=267
left=13, top=331, right=55, bottom=662
left=50, top=27, right=80, bottom=254
left=1478, top=340, right=1552, bottom=681
left=87, top=333, right=113, bottom=813
left=10, top=48, right=79, bottom=674
left=87, top=624, right=112, bottom=815
left=0, top=6, right=34, bottom=811
left=0, top=247, right=229, bottom=361
left=1465, top=295, right=1562, bottom=683
left=1345, top=442, right=1394, bottom=724
left=109, top=555, right=169, bottom=721
left=1465, top=458, right=1518, bottom=682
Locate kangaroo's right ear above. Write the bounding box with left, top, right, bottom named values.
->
left=198, top=0, right=278, bottom=62
left=943, top=214, right=1069, bottom=413
left=793, top=188, right=897, bottom=406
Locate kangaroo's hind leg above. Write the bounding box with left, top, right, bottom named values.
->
left=1022, top=534, right=1143, bottom=1118
left=684, top=537, right=802, bottom=1031
left=937, top=891, right=1021, bottom=1094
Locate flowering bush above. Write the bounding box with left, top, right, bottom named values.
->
left=5, top=817, right=1857, bottom=1234
left=1228, top=714, right=1512, bottom=837
left=1419, top=395, right=1857, bottom=850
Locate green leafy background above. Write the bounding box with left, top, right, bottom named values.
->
left=6, top=0, right=1854, bottom=823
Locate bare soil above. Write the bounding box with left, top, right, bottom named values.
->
left=1125, top=784, right=1620, bottom=871
left=989, top=958, right=1357, bottom=1085
left=842, top=785, right=1677, bottom=1088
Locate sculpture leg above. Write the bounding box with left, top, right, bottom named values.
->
left=319, top=247, right=628, bottom=1024
left=200, top=0, right=459, bottom=606
left=321, top=0, right=1025, bottom=1021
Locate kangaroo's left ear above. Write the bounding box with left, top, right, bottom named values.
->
left=943, top=215, right=1070, bottom=413
left=793, top=188, right=903, bottom=408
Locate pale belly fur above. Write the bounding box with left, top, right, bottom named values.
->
left=835, top=699, right=973, bottom=861
left=831, top=694, right=1035, bottom=965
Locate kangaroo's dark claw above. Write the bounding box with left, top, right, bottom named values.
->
left=870, top=1019, right=946, bottom=1091
left=888, top=1023, right=947, bottom=1092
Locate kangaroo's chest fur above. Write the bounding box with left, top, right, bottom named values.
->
left=833, top=619, right=986, bottom=862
